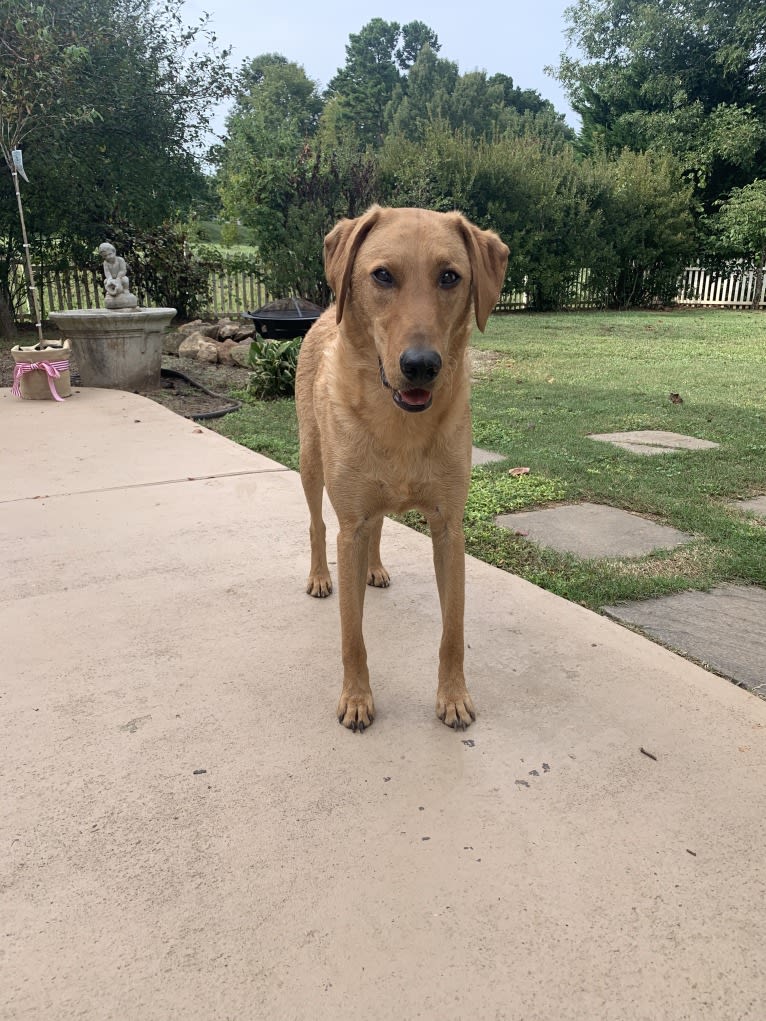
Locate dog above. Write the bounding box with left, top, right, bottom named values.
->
left=295, top=205, right=509, bottom=731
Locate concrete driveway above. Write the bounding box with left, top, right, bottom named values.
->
left=2, top=387, right=765, bottom=1020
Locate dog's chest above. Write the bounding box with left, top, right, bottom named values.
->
left=366, top=445, right=461, bottom=514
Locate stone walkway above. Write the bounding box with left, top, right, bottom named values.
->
left=472, top=436, right=765, bottom=699
left=588, top=430, right=720, bottom=455
left=604, top=586, right=766, bottom=697
left=495, top=502, right=692, bottom=559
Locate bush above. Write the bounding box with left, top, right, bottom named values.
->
left=247, top=336, right=302, bottom=399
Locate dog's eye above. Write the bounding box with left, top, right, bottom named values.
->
left=372, top=267, right=394, bottom=287
left=439, top=270, right=461, bottom=289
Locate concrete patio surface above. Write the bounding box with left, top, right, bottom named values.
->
left=2, top=387, right=766, bottom=1021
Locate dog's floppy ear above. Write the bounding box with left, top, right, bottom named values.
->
left=455, top=217, right=510, bottom=332
left=324, top=205, right=382, bottom=324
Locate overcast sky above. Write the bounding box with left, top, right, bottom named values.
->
left=183, top=0, right=580, bottom=132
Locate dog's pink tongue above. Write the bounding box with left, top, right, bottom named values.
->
left=399, top=388, right=431, bottom=406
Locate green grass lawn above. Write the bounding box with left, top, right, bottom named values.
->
left=208, top=309, right=766, bottom=609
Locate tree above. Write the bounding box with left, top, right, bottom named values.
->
left=378, top=125, right=696, bottom=309
left=0, top=0, right=93, bottom=335
left=714, top=180, right=766, bottom=307
left=554, top=0, right=766, bottom=209
left=385, top=48, right=573, bottom=145
left=216, top=55, right=323, bottom=237
left=0, top=0, right=232, bottom=334
left=592, top=150, right=697, bottom=307
left=232, top=53, right=323, bottom=136
left=326, top=19, right=439, bottom=147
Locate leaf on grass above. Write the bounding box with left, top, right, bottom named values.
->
left=508, top=466, right=530, bottom=476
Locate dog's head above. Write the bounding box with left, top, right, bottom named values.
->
left=324, top=205, right=509, bottom=413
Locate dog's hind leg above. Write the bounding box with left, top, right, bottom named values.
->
left=366, top=516, right=391, bottom=588
left=300, top=437, right=333, bottom=598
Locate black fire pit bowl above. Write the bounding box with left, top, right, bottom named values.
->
left=245, top=297, right=324, bottom=340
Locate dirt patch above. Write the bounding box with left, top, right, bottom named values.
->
left=469, top=348, right=512, bottom=381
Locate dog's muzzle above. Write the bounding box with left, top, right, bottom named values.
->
left=379, top=348, right=442, bottom=413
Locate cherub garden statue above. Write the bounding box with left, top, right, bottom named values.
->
left=100, top=242, right=138, bottom=310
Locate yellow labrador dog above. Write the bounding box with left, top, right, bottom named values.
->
left=296, top=205, right=509, bottom=731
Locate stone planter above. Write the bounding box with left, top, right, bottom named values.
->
left=11, top=341, right=72, bottom=401
left=49, top=308, right=176, bottom=391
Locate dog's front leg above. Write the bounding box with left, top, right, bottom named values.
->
left=428, top=510, right=476, bottom=729
left=336, top=518, right=375, bottom=731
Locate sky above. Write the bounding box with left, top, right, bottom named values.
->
left=182, top=0, right=580, bottom=132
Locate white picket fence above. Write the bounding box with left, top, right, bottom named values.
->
left=677, top=264, right=766, bottom=308
left=15, top=266, right=268, bottom=320
left=13, top=261, right=766, bottom=320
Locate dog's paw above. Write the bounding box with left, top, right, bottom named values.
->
left=366, top=566, right=391, bottom=588
left=337, top=691, right=375, bottom=732
left=306, top=573, right=333, bottom=598
left=436, top=691, right=476, bottom=730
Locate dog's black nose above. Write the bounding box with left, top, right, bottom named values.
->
left=399, top=348, right=442, bottom=385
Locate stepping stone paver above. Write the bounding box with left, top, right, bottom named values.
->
left=603, top=585, right=766, bottom=697
left=495, top=502, right=692, bottom=558
left=731, top=495, right=766, bottom=518
left=472, top=445, right=506, bottom=466
left=588, top=430, right=719, bottom=455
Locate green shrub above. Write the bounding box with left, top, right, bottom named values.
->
left=247, top=336, right=302, bottom=399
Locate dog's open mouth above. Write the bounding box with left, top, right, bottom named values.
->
left=379, top=362, right=433, bottom=413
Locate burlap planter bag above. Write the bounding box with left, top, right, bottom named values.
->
left=11, top=341, right=72, bottom=400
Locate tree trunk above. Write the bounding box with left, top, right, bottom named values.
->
left=0, top=291, right=18, bottom=341
left=753, top=249, right=765, bottom=311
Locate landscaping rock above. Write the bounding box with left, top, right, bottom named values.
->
left=176, top=319, right=206, bottom=337
left=163, top=332, right=184, bottom=356
left=197, top=339, right=219, bottom=364
left=218, top=322, right=241, bottom=341
left=218, top=339, right=239, bottom=366
left=178, top=332, right=208, bottom=359
left=233, top=322, right=255, bottom=341
left=230, top=341, right=253, bottom=368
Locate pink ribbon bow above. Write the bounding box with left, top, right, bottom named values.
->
left=12, top=359, right=69, bottom=402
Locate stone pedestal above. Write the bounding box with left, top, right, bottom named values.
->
left=49, top=308, right=176, bottom=391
